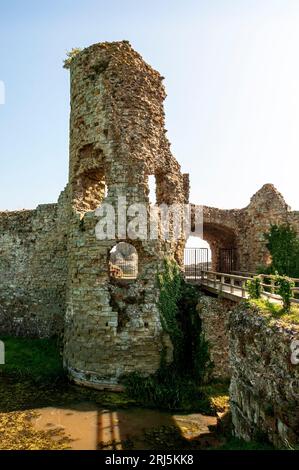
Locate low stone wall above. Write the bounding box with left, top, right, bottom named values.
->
left=0, top=190, right=68, bottom=338
left=229, top=303, right=299, bottom=447
left=0, top=286, right=64, bottom=338
left=197, top=295, right=233, bottom=381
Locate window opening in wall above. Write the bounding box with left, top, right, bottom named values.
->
left=109, top=242, right=138, bottom=280
left=148, top=175, right=157, bottom=204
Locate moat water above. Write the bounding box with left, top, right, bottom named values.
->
left=33, top=402, right=219, bottom=450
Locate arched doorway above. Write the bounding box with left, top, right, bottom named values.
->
left=203, top=223, right=238, bottom=272
left=184, top=236, right=212, bottom=279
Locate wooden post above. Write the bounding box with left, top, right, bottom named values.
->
left=242, top=281, right=245, bottom=298
left=260, top=275, right=264, bottom=296
left=221, top=275, right=224, bottom=292
left=271, top=278, right=275, bottom=295
left=230, top=276, right=234, bottom=294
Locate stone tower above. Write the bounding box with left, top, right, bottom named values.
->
left=62, top=41, right=189, bottom=389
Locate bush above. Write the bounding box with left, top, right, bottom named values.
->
left=264, top=224, right=299, bottom=277
left=123, top=367, right=199, bottom=410
left=257, top=264, right=273, bottom=275
left=273, top=273, right=295, bottom=312
left=246, top=276, right=262, bottom=299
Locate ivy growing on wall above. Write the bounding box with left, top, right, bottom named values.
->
left=157, top=260, right=184, bottom=369
left=263, top=224, right=299, bottom=277
left=123, top=259, right=213, bottom=409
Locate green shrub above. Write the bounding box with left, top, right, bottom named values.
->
left=249, top=298, right=299, bottom=324
left=273, top=273, right=295, bottom=312
left=257, top=264, right=273, bottom=275
left=246, top=276, right=262, bottom=299
left=264, top=224, right=299, bottom=277
left=123, top=368, right=199, bottom=410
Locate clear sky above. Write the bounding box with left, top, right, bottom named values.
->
left=1, top=0, right=299, bottom=212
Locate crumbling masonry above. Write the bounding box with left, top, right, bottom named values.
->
left=0, top=41, right=188, bottom=388
left=199, top=183, right=299, bottom=272
left=63, top=41, right=188, bottom=388
left=1, top=41, right=299, bottom=389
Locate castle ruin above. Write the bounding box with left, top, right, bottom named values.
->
left=0, top=41, right=299, bottom=389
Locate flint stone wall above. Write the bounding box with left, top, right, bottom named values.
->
left=197, top=295, right=232, bottom=381
left=63, top=41, right=188, bottom=387
left=196, top=183, right=299, bottom=272
left=230, top=303, right=299, bottom=447
left=0, top=190, right=68, bottom=337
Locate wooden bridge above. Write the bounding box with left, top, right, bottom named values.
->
left=185, top=268, right=299, bottom=305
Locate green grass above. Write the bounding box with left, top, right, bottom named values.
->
left=248, top=299, right=299, bottom=325
left=0, top=336, right=64, bottom=381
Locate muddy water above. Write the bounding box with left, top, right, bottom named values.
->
left=33, top=402, right=218, bottom=450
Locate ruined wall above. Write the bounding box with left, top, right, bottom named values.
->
left=63, top=41, right=188, bottom=388
left=2, top=37, right=298, bottom=407
left=197, top=295, right=232, bottom=381
left=230, top=303, right=299, bottom=447
left=0, top=189, right=69, bottom=337
left=237, top=184, right=298, bottom=271
left=195, top=184, right=299, bottom=272
left=197, top=294, right=299, bottom=447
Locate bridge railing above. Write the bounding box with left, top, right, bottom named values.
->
left=258, top=274, right=299, bottom=304
left=200, top=270, right=299, bottom=304
left=200, top=270, right=251, bottom=298
left=231, top=270, right=257, bottom=277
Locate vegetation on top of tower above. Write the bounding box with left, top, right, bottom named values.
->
left=63, top=48, right=82, bottom=69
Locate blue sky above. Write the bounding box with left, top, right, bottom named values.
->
left=1, top=0, right=299, bottom=212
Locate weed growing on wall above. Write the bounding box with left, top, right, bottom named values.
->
left=157, top=259, right=184, bottom=368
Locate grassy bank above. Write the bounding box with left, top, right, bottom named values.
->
left=248, top=299, right=299, bottom=325
left=0, top=336, right=137, bottom=411
left=0, top=336, right=64, bottom=381
left=0, top=336, right=230, bottom=414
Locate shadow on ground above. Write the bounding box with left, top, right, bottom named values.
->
left=0, top=375, right=225, bottom=450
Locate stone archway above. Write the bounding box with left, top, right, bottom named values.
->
left=203, top=223, right=238, bottom=272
